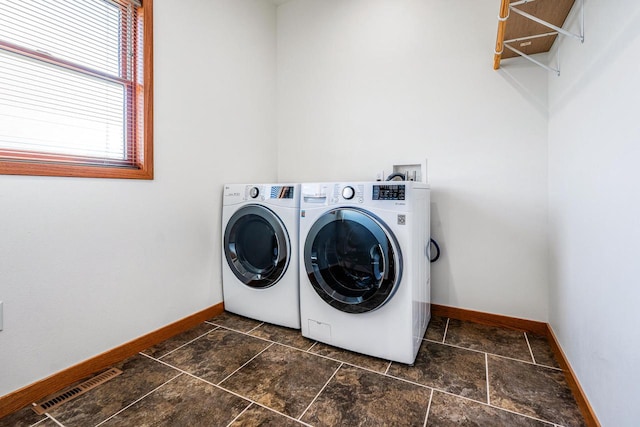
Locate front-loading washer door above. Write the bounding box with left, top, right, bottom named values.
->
left=304, top=207, right=402, bottom=314
left=224, top=205, right=290, bottom=289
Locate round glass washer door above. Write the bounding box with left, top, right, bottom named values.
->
left=224, top=205, right=290, bottom=289
left=304, top=207, right=402, bottom=313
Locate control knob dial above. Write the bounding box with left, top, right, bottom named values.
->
left=249, top=187, right=260, bottom=198
left=342, top=186, right=355, bottom=200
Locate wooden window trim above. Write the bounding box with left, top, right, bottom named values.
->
left=0, top=0, right=154, bottom=180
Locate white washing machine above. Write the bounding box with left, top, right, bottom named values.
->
left=222, top=183, right=300, bottom=329
left=299, top=182, right=430, bottom=364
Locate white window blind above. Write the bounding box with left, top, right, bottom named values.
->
left=0, top=0, right=146, bottom=170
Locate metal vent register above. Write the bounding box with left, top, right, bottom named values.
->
left=32, top=368, right=122, bottom=415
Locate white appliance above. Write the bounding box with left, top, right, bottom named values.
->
left=222, top=183, right=300, bottom=329
left=299, top=182, right=430, bottom=364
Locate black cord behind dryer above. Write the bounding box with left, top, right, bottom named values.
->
left=430, top=238, right=440, bottom=263
left=384, top=174, right=440, bottom=263
left=385, top=172, right=406, bottom=181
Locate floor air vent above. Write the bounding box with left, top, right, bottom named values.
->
left=32, top=367, right=122, bottom=415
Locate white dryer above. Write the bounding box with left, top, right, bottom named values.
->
left=299, top=182, right=430, bottom=364
left=222, top=183, right=300, bottom=329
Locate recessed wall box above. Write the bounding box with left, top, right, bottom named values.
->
left=392, top=159, right=428, bottom=183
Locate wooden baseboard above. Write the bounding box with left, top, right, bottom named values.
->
left=431, top=303, right=600, bottom=426
left=431, top=303, right=548, bottom=336
left=546, top=325, right=601, bottom=427
left=0, top=302, right=224, bottom=419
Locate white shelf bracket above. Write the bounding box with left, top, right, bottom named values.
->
left=504, top=44, right=561, bottom=76
left=503, top=0, right=584, bottom=75
left=510, top=4, right=584, bottom=43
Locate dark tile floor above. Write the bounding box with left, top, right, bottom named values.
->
left=1, top=312, right=586, bottom=427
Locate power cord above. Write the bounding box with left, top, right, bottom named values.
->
left=385, top=172, right=406, bottom=181
left=430, top=238, right=440, bottom=263
left=384, top=174, right=440, bottom=263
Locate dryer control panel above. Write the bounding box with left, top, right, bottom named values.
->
left=372, top=184, right=406, bottom=201
left=245, top=185, right=296, bottom=201
left=223, top=183, right=299, bottom=207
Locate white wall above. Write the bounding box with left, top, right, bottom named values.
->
left=0, top=0, right=277, bottom=397
left=547, top=1, right=640, bottom=425
left=277, top=0, right=550, bottom=320
left=10, top=5, right=636, bottom=425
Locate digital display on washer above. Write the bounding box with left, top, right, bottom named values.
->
left=270, top=186, right=295, bottom=199
left=372, top=184, right=405, bottom=200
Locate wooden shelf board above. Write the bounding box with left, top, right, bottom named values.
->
left=495, top=0, right=576, bottom=63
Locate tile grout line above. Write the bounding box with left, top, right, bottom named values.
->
left=224, top=402, right=253, bottom=427
left=298, top=362, right=344, bottom=421
left=383, top=372, right=439, bottom=390
left=216, top=342, right=275, bottom=386
left=247, top=322, right=265, bottom=334
left=486, top=401, right=561, bottom=426
left=140, top=352, right=313, bottom=427
left=206, top=323, right=311, bottom=354
left=381, top=367, right=500, bottom=402
left=430, top=318, right=563, bottom=370
left=92, top=372, right=183, bottom=427
left=204, top=320, right=262, bottom=336
left=155, top=326, right=220, bottom=360
left=210, top=324, right=390, bottom=378
left=524, top=332, right=537, bottom=364
left=156, top=320, right=388, bottom=379
left=205, top=321, right=423, bottom=381
left=384, top=360, right=393, bottom=375
left=421, top=337, right=563, bottom=371
left=423, top=388, right=434, bottom=427
left=433, top=386, right=561, bottom=426
left=42, top=415, right=64, bottom=427
left=303, top=346, right=389, bottom=377
left=533, top=361, right=562, bottom=371
left=216, top=382, right=315, bottom=427
left=442, top=318, right=450, bottom=343
left=485, top=353, right=490, bottom=405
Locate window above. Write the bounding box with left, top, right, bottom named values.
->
left=0, top=0, right=153, bottom=179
